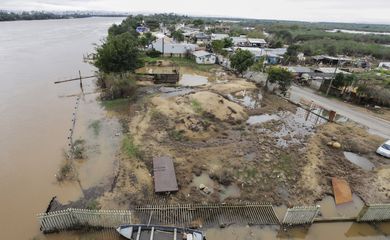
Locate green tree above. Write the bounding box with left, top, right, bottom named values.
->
left=223, top=37, right=234, bottom=48
left=266, top=67, right=293, bottom=95
left=192, top=19, right=204, bottom=27
left=211, top=40, right=225, bottom=54
left=93, top=33, right=144, bottom=73
left=230, top=49, right=255, bottom=74
left=251, top=56, right=266, bottom=72
left=333, top=73, right=356, bottom=89
left=284, top=45, right=300, bottom=64
left=171, top=30, right=184, bottom=42
left=139, top=32, right=156, bottom=48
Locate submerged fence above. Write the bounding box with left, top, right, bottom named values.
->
left=37, top=203, right=390, bottom=233
left=37, top=208, right=132, bottom=233
left=357, top=204, right=390, bottom=222
left=134, top=203, right=280, bottom=227
left=282, top=206, right=320, bottom=225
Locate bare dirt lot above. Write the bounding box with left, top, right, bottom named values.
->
left=93, top=65, right=389, bottom=210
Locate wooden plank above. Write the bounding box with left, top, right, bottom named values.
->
left=332, top=177, right=352, bottom=205
left=153, top=156, right=179, bottom=193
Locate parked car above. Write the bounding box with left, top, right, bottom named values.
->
left=376, top=140, right=390, bottom=158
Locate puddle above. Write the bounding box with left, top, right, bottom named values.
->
left=158, top=86, right=194, bottom=98
left=228, top=91, right=262, bottom=109
left=343, top=152, right=375, bottom=171
left=256, top=108, right=326, bottom=148
left=247, top=114, right=279, bottom=125
left=244, top=152, right=256, bottom=161
left=219, top=184, right=241, bottom=201
left=191, top=173, right=241, bottom=201
left=179, top=74, right=208, bottom=86
left=317, top=194, right=365, bottom=218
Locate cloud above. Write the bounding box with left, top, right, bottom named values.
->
left=1, top=0, right=389, bottom=24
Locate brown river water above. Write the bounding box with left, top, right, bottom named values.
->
left=0, top=17, right=389, bottom=240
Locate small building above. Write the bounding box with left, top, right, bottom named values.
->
left=247, top=38, right=267, bottom=48
left=136, top=26, right=150, bottom=34
left=211, top=33, right=229, bottom=41
left=378, top=62, right=390, bottom=69
left=151, top=38, right=197, bottom=57
left=192, top=50, right=216, bottom=64
left=194, top=32, right=211, bottom=44
left=153, top=156, right=179, bottom=193
left=312, top=55, right=352, bottom=66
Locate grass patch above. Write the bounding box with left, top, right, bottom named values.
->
left=101, top=98, right=130, bottom=112
left=88, top=120, right=101, bottom=136
left=86, top=199, right=101, bottom=210
left=168, top=129, right=186, bottom=141
left=122, top=135, right=142, bottom=159
left=56, top=159, right=77, bottom=182
left=191, top=99, right=203, bottom=114
left=71, top=139, right=86, bottom=159
left=277, top=153, right=294, bottom=175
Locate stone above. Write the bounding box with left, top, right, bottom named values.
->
left=332, top=142, right=342, bottom=149
left=199, top=184, right=206, bottom=190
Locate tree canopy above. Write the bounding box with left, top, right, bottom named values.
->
left=171, top=30, right=185, bottom=42
left=267, top=67, right=293, bottom=95
left=230, top=49, right=255, bottom=74
left=93, top=33, right=144, bottom=73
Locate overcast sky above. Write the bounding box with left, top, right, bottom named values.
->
left=1, top=0, right=390, bottom=24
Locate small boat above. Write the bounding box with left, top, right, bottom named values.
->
left=116, top=224, right=205, bottom=240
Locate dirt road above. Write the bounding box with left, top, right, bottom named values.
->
left=290, top=86, right=390, bottom=139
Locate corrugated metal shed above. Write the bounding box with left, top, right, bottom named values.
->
left=153, top=156, right=179, bottom=193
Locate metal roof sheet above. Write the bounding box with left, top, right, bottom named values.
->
left=153, top=156, right=179, bottom=193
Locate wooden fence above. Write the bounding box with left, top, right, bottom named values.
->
left=37, top=208, right=132, bottom=233
left=357, top=204, right=390, bottom=222
left=282, top=205, right=320, bottom=226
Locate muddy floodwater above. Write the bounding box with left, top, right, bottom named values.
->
left=0, top=17, right=124, bottom=239
left=1, top=17, right=390, bottom=240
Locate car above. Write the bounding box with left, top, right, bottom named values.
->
left=376, top=140, right=390, bottom=158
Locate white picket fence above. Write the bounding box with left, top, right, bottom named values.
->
left=37, top=208, right=133, bottom=232
left=357, top=204, right=390, bottom=222
left=282, top=205, right=320, bottom=225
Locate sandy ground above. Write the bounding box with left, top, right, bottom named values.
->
left=95, top=74, right=389, bottom=210
left=52, top=65, right=389, bottom=212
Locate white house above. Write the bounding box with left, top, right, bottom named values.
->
left=151, top=38, right=197, bottom=57
left=192, top=50, right=216, bottom=64
left=378, top=62, right=390, bottom=69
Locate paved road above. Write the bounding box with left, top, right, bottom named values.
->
left=290, top=85, right=390, bottom=139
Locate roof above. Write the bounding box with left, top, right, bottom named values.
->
left=153, top=156, right=179, bottom=193
left=287, top=66, right=313, bottom=73
left=193, top=50, right=214, bottom=58
left=313, top=55, right=352, bottom=62
left=315, top=67, right=351, bottom=74
left=231, top=37, right=248, bottom=44
left=211, top=33, right=229, bottom=40
left=248, top=38, right=266, bottom=44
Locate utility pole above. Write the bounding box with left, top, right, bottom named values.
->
left=326, top=59, right=341, bottom=96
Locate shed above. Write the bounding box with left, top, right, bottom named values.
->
left=192, top=50, right=216, bottom=64
left=153, top=156, right=179, bottom=193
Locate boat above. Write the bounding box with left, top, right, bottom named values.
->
left=116, top=224, right=205, bottom=240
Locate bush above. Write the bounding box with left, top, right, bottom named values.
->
left=145, top=49, right=162, bottom=58
left=98, top=73, right=137, bottom=100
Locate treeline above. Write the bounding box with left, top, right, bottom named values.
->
left=0, top=11, right=91, bottom=21
left=267, top=26, right=390, bottom=45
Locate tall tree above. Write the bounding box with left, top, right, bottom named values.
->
left=230, top=49, right=255, bottom=74
left=93, top=33, right=144, bottom=73
left=171, top=30, right=184, bottom=42
left=266, top=67, right=293, bottom=95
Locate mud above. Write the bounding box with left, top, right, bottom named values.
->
left=89, top=66, right=390, bottom=209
